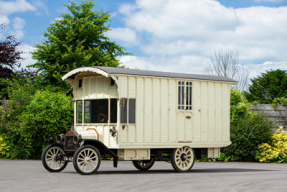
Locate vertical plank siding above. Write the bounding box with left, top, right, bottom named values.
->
left=74, top=74, right=231, bottom=148
left=119, top=76, right=231, bottom=146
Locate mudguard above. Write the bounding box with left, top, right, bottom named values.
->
left=81, top=139, right=118, bottom=168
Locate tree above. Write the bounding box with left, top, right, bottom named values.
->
left=0, top=24, right=23, bottom=94
left=30, top=0, right=131, bottom=92
left=204, top=49, right=249, bottom=91
left=244, top=69, right=287, bottom=104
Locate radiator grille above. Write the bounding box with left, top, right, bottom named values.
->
left=64, top=136, right=76, bottom=151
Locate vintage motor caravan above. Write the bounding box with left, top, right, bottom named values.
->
left=41, top=66, right=237, bottom=175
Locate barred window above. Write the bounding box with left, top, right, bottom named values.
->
left=178, top=81, right=192, bottom=110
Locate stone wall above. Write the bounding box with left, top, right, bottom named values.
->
left=251, top=104, right=287, bottom=131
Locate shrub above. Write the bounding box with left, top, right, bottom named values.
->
left=222, top=113, right=273, bottom=161
left=0, top=133, right=10, bottom=158
left=230, top=88, right=251, bottom=123
left=256, top=127, right=287, bottom=163
left=222, top=88, right=274, bottom=161
left=0, top=76, right=73, bottom=159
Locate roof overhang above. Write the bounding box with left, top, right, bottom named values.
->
left=62, top=67, right=109, bottom=81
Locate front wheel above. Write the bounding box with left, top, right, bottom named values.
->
left=73, top=145, right=101, bottom=175
left=132, top=158, right=155, bottom=171
left=171, top=146, right=195, bottom=172
left=41, top=144, right=68, bottom=172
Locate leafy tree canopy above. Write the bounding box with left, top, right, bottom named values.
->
left=30, top=0, right=131, bottom=91
left=244, top=69, right=287, bottom=104
left=0, top=24, right=23, bottom=95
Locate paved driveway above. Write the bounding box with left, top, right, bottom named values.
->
left=0, top=159, right=286, bottom=192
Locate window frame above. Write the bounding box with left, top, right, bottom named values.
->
left=120, top=98, right=136, bottom=125
left=78, top=78, right=83, bottom=88
left=75, top=98, right=118, bottom=125
left=177, top=80, right=193, bottom=111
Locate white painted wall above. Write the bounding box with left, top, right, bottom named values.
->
left=69, top=72, right=233, bottom=149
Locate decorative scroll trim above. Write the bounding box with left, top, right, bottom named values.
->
left=62, top=67, right=109, bottom=80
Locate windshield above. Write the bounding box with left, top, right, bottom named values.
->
left=76, top=99, right=117, bottom=124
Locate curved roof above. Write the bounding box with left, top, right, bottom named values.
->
left=62, top=66, right=237, bottom=83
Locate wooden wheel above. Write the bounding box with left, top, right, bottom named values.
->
left=171, top=146, right=195, bottom=172
left=132, top=158, right=155, bottom=171
left=41, top=144, right=68, bottom=172
left=73, top=145, right=101, bottom=175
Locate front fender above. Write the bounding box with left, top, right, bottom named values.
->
left=81, top=139, right=118, bottom=167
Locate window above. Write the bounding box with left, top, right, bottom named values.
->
left=78, top=79, right=82, bottom=88
left=77, top=101, right=82, bottom=123
left=111, top=78, right=115, bottom=86
left=120, top=99, right=127, bottom=123
left=84, top=100, right=109, bottom=123
left=110, top=99, right=117, bottom=123
left=178, top=81, right=192, bottom=110
left=120, top=99, right=136, bottom=124
left=129, top=99, right=136, bottom=123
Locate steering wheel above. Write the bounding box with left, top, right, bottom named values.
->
left=98, top=113, right=108, bottom=123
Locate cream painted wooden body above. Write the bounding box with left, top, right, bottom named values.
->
left=66, top=71, right=233, bottom=152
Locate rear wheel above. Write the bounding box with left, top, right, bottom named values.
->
left=73, top=145, right=101, bottom=175
left=41, top=144, right=68, bottom=172
left=132, top=158, right=155, bottom=171
left=171, top=146, right=195, bottom=172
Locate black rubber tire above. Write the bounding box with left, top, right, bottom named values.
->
left=132, top=158, right=155, bottom=171
left=73, top=145, right=101, bottom=175
left=171, top=147, right=195, bottom=173
left=41, top=144, right=68, bottom=172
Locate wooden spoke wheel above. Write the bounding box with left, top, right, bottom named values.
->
left=132, top=158, right=155, bottom=171
left=171, top=146, right=195, bottom=172
left=73, top=145, right=101, bottom=175
left=41, top=144, right=68, bottom=172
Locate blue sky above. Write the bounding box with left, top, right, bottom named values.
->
left=0, top=0, right=287, bottom=83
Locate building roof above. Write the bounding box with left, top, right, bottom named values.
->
left=62, top=66, right=237, bottom=83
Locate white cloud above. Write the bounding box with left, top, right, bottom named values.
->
left=105, top=28, right=139, bottom=46
left=51, top=17, right=63, bottom=24
left=31, top=0, right=44, bottom=7
left=10, top=17, right=26, bottom=39
left=116, top=0, right=287, bottom=79
left=17, top=44, right=37, bottom=68
left=247, top=61, right=287, bottom=78
left=119, top=55, right=206, bottom=74
left=0, top=0, right=36, bottom=15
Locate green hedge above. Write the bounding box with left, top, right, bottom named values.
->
left=0, top=76, right=73, bottom=159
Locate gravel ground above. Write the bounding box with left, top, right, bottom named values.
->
left=0, top=159, right=287, bottom=192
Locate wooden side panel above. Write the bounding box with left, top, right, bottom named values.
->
left=144, top=78, right=152, bottom=142
left=120, top=76, right=128, bottom=98
left=89, top=76, right=96, bottom=98
left=160, top=79, right=169, bottom=142
left=128, top=77, right=136, bottom=98
left=128, top=125, right=136, bottom=142
left=103, top=77, right=109, bottom=98
left=136, top=77, right=144, bottom=142
left=83, top=77, right=89, bottom=99
left=96, top=76, right=104, bottom=98
left=177, top=112, right=185, bottom=141
left=208, top=82, right=215, bottom=142
left=78, top=89, right=83, bottom=99
left=192, top=81, right=201, bottom=142
left=152, top=78, right=160, bottom=142
left=200, top=81, right=208, bottom=142
left=185, top=111, right=193, bottom=141
left=214, top=82, right=222, bottom=142
left=222, top=83, right=230, bottom=142
left=168, top=79, right=177, bottom=142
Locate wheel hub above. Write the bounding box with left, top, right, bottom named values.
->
left=181, top=153, right=187, bottom=161
left=84, top=157, right=91, bottom=163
